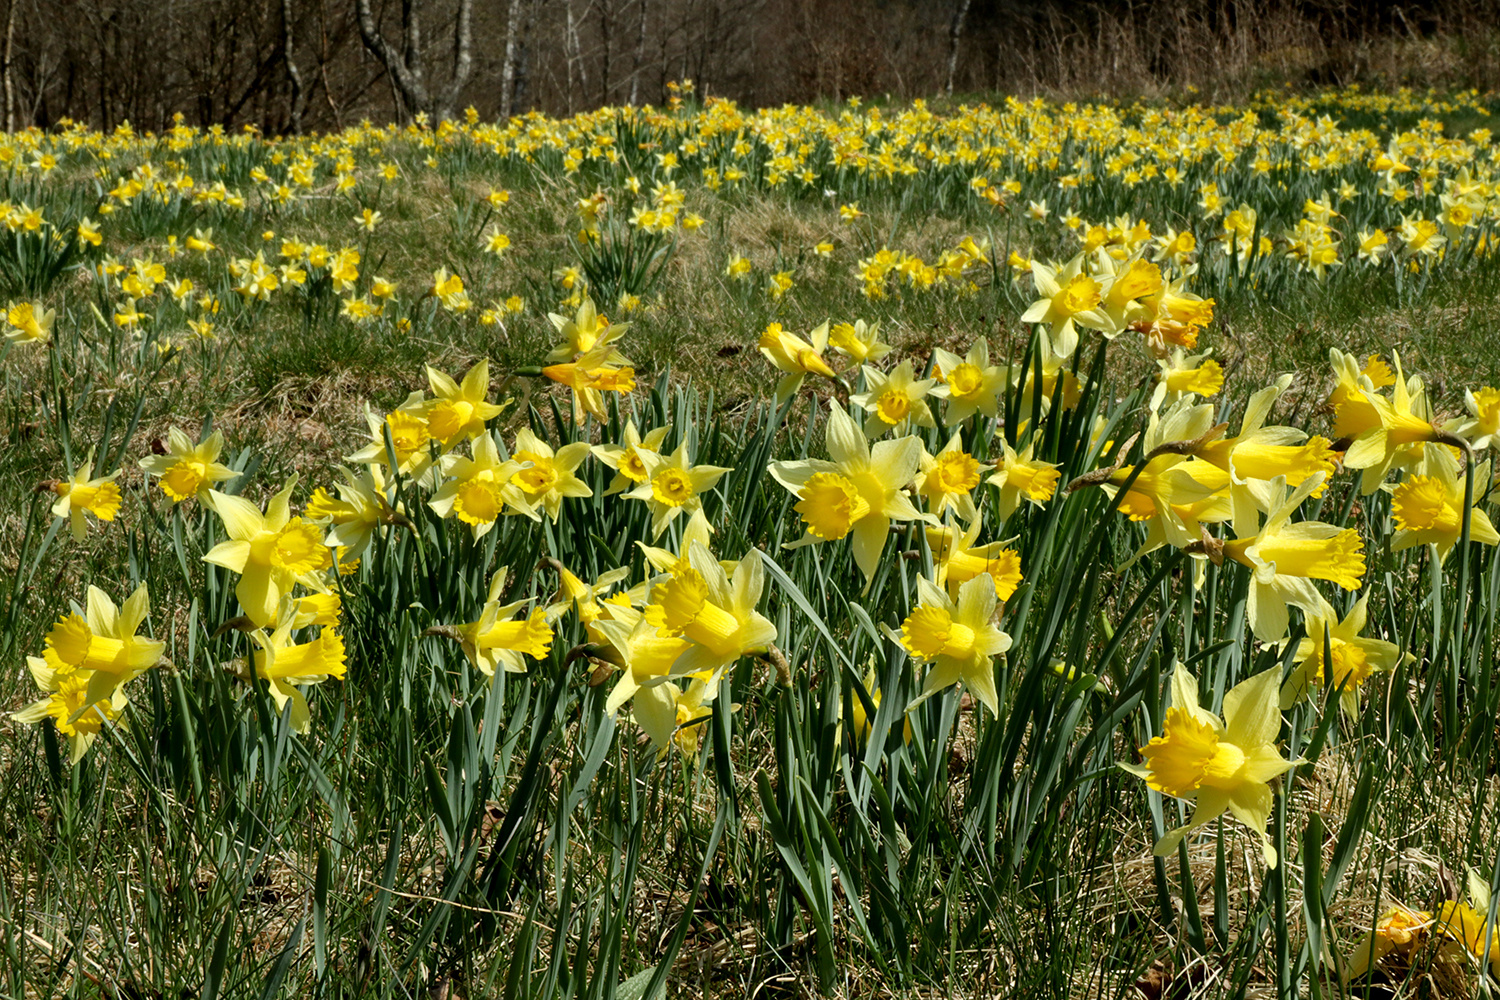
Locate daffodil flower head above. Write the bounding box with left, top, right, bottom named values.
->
left=891, top=573, right=1012, bottom=715
left=769, top=403, right=932, bottom=585
left=828, top=319, right=891, bottom=365
left=1222, top=473, right=1366, bottom=641
left=12, top=657, right=130, bottom=764
left=1020, top=252, right=1112, bottom=357
left=931, top=340, right=1005, bottom=425
left=35, top=583, right=165, bottom=712
left=249, top=601, right=347, bottom=734
left=926, top=521, right=1023, bottom=601
left=759, top=321, right=839, bottom=404
left=428, top=432, right=535, bottom=536
left=987, top=439, right=1061, bottom=521
left=203, top=479, right=333, bottom=628
left=915, top=432, right=991, bottom=521
left=625, top=441, right=731, bottom=539
left=1389, top=458, right=1499, bottom=564
left=423, top=359, right=504, bottom=446
left=451, top=569, right=553, bottom=678
left=593, top=420, right=671, bottom=495
left=304, top=464, right=399, bottom=562
left=346, top=397, right=436, bottom=482
left=139, top=427, right=237, bottom=503
left=849, top=360, right=936, bottom=437
left=642, top=541, right=777, bottom=679
left=51, top=449, right=123, bottom=541
left=1122, top=661, right=1301, bottom=867
left=545, top=295, right=630, bottom=363
left=1278, top=595, right=1406, bottom=716
left=508, top=427, right=593, bottom=521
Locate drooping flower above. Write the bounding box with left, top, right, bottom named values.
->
left=758, top=321, right=839, bottom=404
left=1122, top=661, right=1301, bottom=867
left=248, top=604, right=347, bottom=734
left=441, top=568, right=553, bottom=678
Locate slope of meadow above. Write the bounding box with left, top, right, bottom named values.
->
left=2, top=86, right=1500, bottom=999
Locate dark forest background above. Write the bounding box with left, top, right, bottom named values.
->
left=4, top=0, right=1499, bottom=132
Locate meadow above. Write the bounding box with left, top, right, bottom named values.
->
left=3, top=83, right=1500, bottom=998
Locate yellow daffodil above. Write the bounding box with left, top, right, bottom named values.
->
left=988, top=439, right=1062, bottom=521
left=759, top=321, right=839, bottom=404
left=51, top=450, right=124, bottom=541
left=625, top=441, right=731, bottom=539
left=12, top=658, right=130, bottom=764
left=423, top=359, right=504, bottom=447
left=304, top=464, right=399, bottom=563
left=931, top=340, right=1006, bottom=425
left=769, top=404, right=932, bottom=584
left=542, top=345, right=636, bottom=423
left=1123, top=661, right=1301, bottom=867
left=204, top=479, right=333, bottom=628
left=546, top=296, right=630, bottom=363
left=248, top=603, right=346, bottom=734
left=915, top=432, right=990, bottom=521
left=643, top=541, right=777, bottom=678
left=5, top=300, right=54, bottom=344
left=138, top=427, right=237, bottom=503
left=891, top=573, right=1012, bottom=714
left=1020, top=253, right=1111, bottom=357
left=828, top=319, right=891, bottom=365
left=441, top=568, right=553, bottom=677
left=1389, top=459, right=1500, bottom=564
left=1278, top=594, right=1406, bottom=715
left=926, top=521, right=1023, bottom=601
left=508, top=427, right=592, bottom=521
left=593, top=420, right=671, bottom=495
left=850, top=360, right=936, bottom=437
left=346, top=398, right=436, bottom=481
left=31, top=583, right=165, bottom=711
left=429, top=432, right=533, bottom=537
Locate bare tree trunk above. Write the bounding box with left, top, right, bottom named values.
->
left=3, top=0, right=15, bottom=131
left=353, top=0, right=470, bottom=120
left=945, top=0, right=971, bottom=96
left=355, top=0, right=429, bottom=114
left=282, top=0, right=304, bottom=132
left=500, top=0, right=522, bottom=116
left=599, top=0, right=612, bottom=106
left=628, top=0, right=647, bottom=105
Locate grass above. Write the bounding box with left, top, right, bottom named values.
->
left=2, top=85, right=1500, bottom=999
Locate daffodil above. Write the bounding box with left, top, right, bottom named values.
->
left=32, top=583, right=165, bottom=710
left=1122, top=661, right=1301, bottom=867
left=1342, top=353, right=1441, bottom=493
left=769, top=404, right=931, bottom=584
left=925, top=521, right=1023, bottom=601
left=138, top=427, right=237, bottom=503
left=431, top=267, right=470, bottom=312
left=1150, top=349, right=1224, bottom=409
left=248, top=604, right=347, bottom=734
left=429, top=432, right=534, bottom=536
left=1389, top=459, right=1500, bottom=563
left=1218, top=474, right=1366, bottom=641
left=1020, top=253, right=1112, bottom=357
left=593, top=420, right=671, bottom=494
left=987, top=439, right=1062, bottom=520
left=422, top=359, right=504, bottom=446
left=50, top=450, right=124, bottom=541
left=759, top=321, right=839, bottom=404
left=440, top=568, right=553, bottom=677
left=304, top=464, right=400, bottom=563
left=346, top=399, right=436, bottom=481
left=1449, top=386, right=1500, bottom=452
left=509, top=427, right=592, bottom=521
left=595, top=603, right=695, bottom=721
left=914, top=432, right=990, bottom=521
left=204, top=480, right=333, bottom=628
left=890, top=573, right=1012, bottom=714
left=5, top=300, right=54, bottom=344
left=546, top=296, right=630, bottom=363
left=625, top=441, right=730, bottom=538
left=1278, top=594, right=1406, bottom=715
left=850, top=360, right=936, bottom=437
left=12, top=659, right=129, bottom=763
left=828, top=319, right=891, bottom=365
left=642, top=541, right=777, bottom=678
left=542, top=345, right=636, bottom=423
left=931, top=340, right=1006, bottom=425
left=544, top=563, right=632, bottom=643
